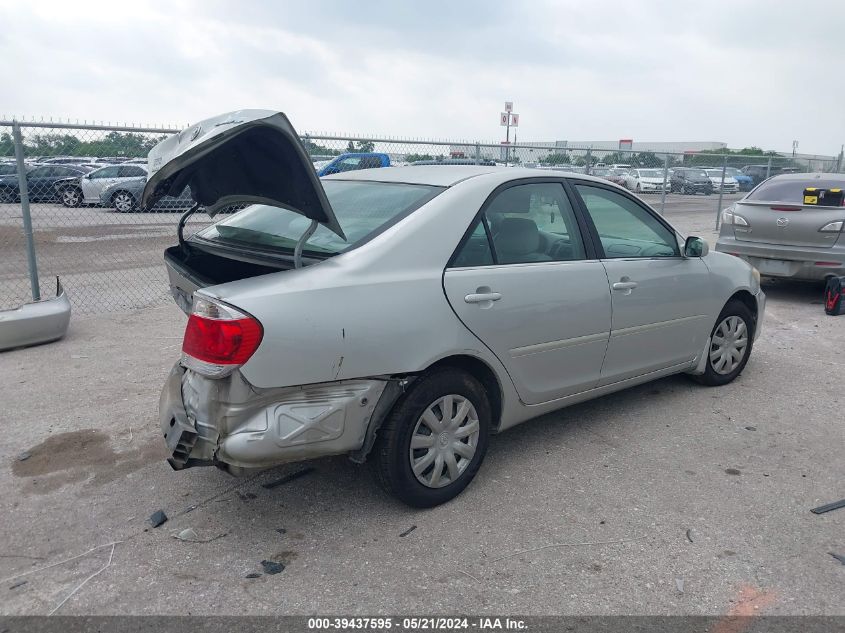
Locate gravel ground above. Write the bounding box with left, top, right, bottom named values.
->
left=1, top=195, right=843, bottom=616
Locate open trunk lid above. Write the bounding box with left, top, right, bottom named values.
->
left=142, top=109, right=345, bottom=239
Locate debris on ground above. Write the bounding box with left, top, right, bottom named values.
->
left=262, top=467, right=315, bottom=490
left=811, top=498, right=845, bottom=515
left=275, top=528, right=287, bottom=534
left=725, top=468, right=741, bottom=476
left=173, top=528, right=199, bottom=542
left=17, top=451, right=31, bottom=462
left=237, top=492, right=258, bottom=501
left=829, top=552, right=845, bottom=565
left=260, top=560, right=285, bottom=575
left=245, top=573, right=261, bottom=579
left=685, top=529, right=693, bottom=543
left=745, top=426, right=757, bottom=431
left=399, top=525, right=417, bottom=538
left=9, top=580, right=27, bottom=590
left=149, top=510, right=168, bottom=528
left=675, top=578, right=684, bottom=594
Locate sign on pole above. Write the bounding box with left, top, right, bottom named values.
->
left=505, top=101, right=513, bottom=113
left=500, top=112, right=509, bottom=126
left=510, top=113, right=519, bottom=127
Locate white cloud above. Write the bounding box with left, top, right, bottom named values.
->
left=1, top=0, right=843, bottom=155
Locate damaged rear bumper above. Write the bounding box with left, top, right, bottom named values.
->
left=159, top=363, right=399, bottom=473
left=0, top=279, right=71, bottom=352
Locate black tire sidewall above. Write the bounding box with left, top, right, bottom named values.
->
left=699, top=301, right=755, bottom=386
left=373, top=368, right=491, bottom=507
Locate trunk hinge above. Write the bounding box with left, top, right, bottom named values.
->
left=177, top=203, right=202, bottom=247
left=294, top=219, right=319, bottom=269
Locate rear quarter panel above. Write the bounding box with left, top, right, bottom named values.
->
left=199, top=175, right=516, bottom=391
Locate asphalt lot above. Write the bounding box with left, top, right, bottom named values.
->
left=1, top=192, right=844, bottom=616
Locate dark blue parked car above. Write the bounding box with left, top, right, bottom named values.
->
left=316, top=152, right=390, bottom=177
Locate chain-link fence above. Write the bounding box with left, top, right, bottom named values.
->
left=1, top=119, right=843, bottom=314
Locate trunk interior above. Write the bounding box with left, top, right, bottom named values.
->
left=164, top=244, right=292, bottom=312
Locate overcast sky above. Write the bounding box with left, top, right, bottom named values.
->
left=2, top=0, right=843, bottom=155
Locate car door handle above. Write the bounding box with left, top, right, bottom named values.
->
left=465, top=292, right=502, bottom=304
left=611, top=281, right=638, bottom=291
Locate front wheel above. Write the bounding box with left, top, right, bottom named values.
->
left=60, top=187, right=82, bottom=208
left=692, top=300, right=754, bottom=386
left=371, top=368, right=491, bottom=507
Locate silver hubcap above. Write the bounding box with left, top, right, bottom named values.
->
left=409, top=394, right=480, bottom=489
left=710, top=315, right=748, bottom=375
left=115, top=194, right=132, bottom=211
left=63, top=190, right=79, bottom=205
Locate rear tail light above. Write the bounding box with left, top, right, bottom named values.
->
left=181, top=296, right=263, bottom=378
left=721, top=209, right=749, bottom=226
left=819, top=221, right=844, bottom=232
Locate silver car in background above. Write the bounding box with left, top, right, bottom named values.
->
left=150, top=110, right=765, bottom=507
left=716, top=173, right=845, bottom=281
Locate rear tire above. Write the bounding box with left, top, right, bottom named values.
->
left=692, top=300, right=754, bottom=387
left=112, top=191, right=137, bottom=213
left=371, top=368, right=491, bottom=507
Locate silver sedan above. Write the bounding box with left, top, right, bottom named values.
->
left=716, top=173, right=845, bottom=281
left=150, top=110, right=765, bottom=507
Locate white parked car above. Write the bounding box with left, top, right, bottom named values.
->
left=59, top=163, right=148, bottom=207
left=621, top=168, right=669, bottom=194
left=705, top=169, right=740, bottom=194
left=149, top=110, right=765, bottom=507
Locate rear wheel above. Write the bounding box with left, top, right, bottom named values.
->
left=112, top=191, right=137, bottom=213
left=692, top=300, right=754, bottom=386
left=60, top=186, right=82, bottom=208
left=371, top=368, right=490, bottom=507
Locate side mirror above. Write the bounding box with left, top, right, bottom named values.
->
left=684, top=236, right=709, bottom=258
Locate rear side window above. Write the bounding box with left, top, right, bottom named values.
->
left=451, top=182, right=586, bottom=266
left=747, top=178, right=845, bottom=205
left=198, top=180, right=442, bottom=256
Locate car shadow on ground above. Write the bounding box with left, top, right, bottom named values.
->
left=221, top=372, right=696, bottom=517
left=761, top=278, right=826, bottom=305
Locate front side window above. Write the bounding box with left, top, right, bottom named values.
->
left=575, top=184, right=679, bottom=258
left=118, top=165, right=147, bottom=177
left=451, top=182, right=586, bottom=266
left=196, top=180, right=442, bottom=256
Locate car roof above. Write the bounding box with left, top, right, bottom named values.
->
left=765, top=172, right=845, bottom=183
left=323, top=165, right=615, bottom=188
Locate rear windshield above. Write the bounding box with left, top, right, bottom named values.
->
left=196, top=180, right=443, bottom=256
left=746, top=178, right=845, bottom=205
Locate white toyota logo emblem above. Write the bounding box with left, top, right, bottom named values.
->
left=776, top=217, right=789, bottom=227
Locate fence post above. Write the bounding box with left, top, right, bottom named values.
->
left=766, top=156, right=772, bottom=180
left=585, top=148, right=592, bottom=175
left=659, top=154, right=669, bottom=215
left=715, top=154, right=727, bottom=230
left=12, top=121, right=40, bottom=301
left=474, top=142, right=480, bottom=165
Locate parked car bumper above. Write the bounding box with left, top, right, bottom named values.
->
left=712, top=184, right=739, bottom=193
left=715, top=236, right=845, bottom=281
left=159, top=363, right=402, bottom=474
